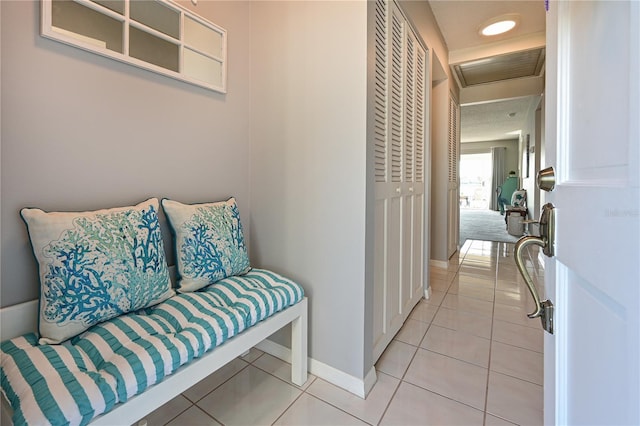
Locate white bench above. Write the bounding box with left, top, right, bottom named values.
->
left=0, top=296, right=308, bottom=425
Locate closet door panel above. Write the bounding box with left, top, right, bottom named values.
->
left=387, top=195, right=403, bottom=329
left=372, top=0, right=391, bottom=361
left=401, top=29, right=418, bottom=315
left=372, top=199, right=387, bottom=355
left=401, top=195, right=413, bottom=314
left=412, top=43, right=426, bottom=299
left=412, top=192, right=425, bottom=298
left=387, top=2, right=404, bottom=329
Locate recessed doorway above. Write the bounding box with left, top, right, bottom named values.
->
left=459, top=152, right=492, bottom=210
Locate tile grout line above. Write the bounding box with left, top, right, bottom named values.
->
left=376, top=254, right=462, bottom=424
left=482, top=242, right=501, bottom=426
left=161, top=357, right=254, bottom=426
left=269, top=386, right=306, bottom=426
left=458, top=243, right=500, bottom=418
left=377, top=255, right=460, bottom=425
left=376, top=262, right=446, bottom=425
left=374, top=373, right=403, bottom=425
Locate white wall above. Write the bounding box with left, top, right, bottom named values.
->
left=247, top=0, right=454, bottom=380
left=430, top=79, right=450, bottom=262
left=0, top=0, right=456, bottom=393
left=0, top=0, right=253, bottom=306
left=249, top=1, right=368, bottom=380
left=399, top=0, right=457, bottom=99
left=2, top=0, right=371, bottom=389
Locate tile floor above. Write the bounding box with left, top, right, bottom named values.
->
left=139, top=240, right=545, bottom=426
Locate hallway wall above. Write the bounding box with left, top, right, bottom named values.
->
left=249, top=0, right=369, bottom=385
left=399, top=1, right=458, bottom=265
left=1, top=0, right=253, bottom=307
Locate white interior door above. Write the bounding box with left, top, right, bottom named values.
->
left=544, top=1, right=639, bottom=424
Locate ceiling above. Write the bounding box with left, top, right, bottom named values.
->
left=428, top=0, right=546, bottom=143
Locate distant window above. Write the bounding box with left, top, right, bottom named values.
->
left=42, top=0, right=227, bottom=93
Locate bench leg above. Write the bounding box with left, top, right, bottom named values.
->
left=291, top=298, right=308, bottom=386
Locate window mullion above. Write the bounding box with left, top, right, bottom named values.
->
left=129, top=20, right=180, bottom=46
left=74, top=0, right=124, bottom=22
left=183, top=45, right=223, bottom=63
left=123, top=0, right=130, bottom=56
left=179, top=9, right=185, bottom=73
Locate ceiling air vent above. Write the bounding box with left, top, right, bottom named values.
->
left=453, top=48, right=545, bottom=88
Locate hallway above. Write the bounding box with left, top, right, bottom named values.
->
left=376, top=240, right=543, bottom=424
left=141, top=240, right=544, bottom=425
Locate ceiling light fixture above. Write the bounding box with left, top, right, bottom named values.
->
left=480, top=14, right=519, bottom=37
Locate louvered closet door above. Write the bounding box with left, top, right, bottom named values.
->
left=401, top=30, right=426, bottom=316
left=373, top=0, right=404, bottom=361
left=447, top=95, right=460, bottom=256
left=372, top=0, right=426, bottom=362
left=411, top=43, right=426, bottom=304
left=372, top=0, right=392, bottom=359
left=385, top=1, right=405, bottom=349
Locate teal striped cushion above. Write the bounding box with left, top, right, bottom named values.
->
left=0, top=269, right=303, bottom=426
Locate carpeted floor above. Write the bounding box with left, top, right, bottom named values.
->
left=459, top=208, right=520, bottom=246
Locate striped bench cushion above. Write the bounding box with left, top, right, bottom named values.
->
left=1, top=269, right=303, bottom=426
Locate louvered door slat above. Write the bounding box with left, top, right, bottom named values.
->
left=390, top=10, right=404, bottom=183
left=373, top=0, right=387, bottom=183
left=448, top=97, right=458, bottom=183
left=448, top=96, right=459, bottom=183
left=447, top=94, right=460, bottom=256
left=415, top=45, right=425, bottom=183
left=404, top=33, right=415, bottom=183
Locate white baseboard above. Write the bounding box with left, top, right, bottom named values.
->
left=424, top=285, right=432, bottom=300
left=256, top=338, right=291, bottom=361
left=429, top=259, right=449, bottom=269
left=255, top=339, right=376, bottom=399
left=362, top=366, right=377, bottom=398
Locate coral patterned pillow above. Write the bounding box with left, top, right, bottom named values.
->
left=162, top=197, right=250, bottom=292
left=21, top=198, right=175, bottom=344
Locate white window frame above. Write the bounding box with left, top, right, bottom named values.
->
left=41, top=0, right=227, bottom=93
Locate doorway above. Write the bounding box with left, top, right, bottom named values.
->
left=458, top=149, right=519, bottom=247
left=459, top=152, right=492, bottom=210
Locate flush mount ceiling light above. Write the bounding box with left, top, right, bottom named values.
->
left=480, top=14, right=520, bottom=36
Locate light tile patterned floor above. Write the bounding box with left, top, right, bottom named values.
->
left=139, top=240, right=544, bottom=426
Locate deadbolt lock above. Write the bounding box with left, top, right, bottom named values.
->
left=537, top=166, right=556, bottom=192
